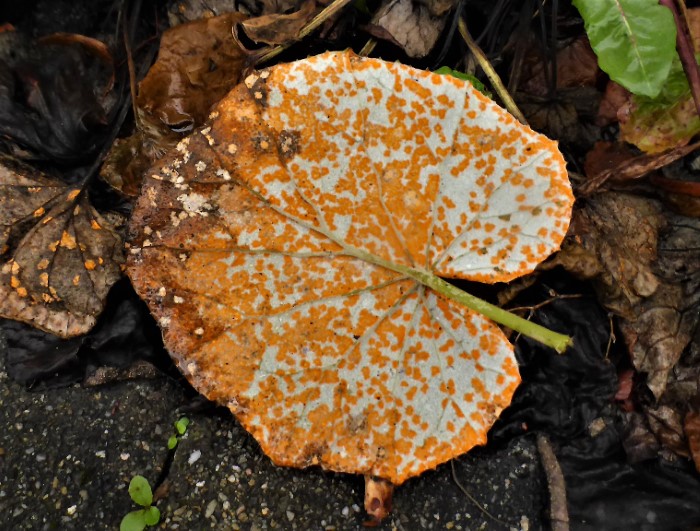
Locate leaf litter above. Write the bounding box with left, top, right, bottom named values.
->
left=0, top=158, right=124, bottom=337
left=4, top=0, right=700, bottom=527
left=127, top=51, right=573, bottom=489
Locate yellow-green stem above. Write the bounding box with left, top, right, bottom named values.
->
left=344, top=246, right=572, bottom=353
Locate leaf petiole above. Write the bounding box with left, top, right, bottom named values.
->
left=344, top=246, right=573, bottom=353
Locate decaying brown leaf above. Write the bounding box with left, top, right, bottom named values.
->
left=646, top=405, right=689, bottom=460
left=101, top=12, right=250, bottom=197
left=363, top=476, right=394, bottom=525
left=554, top=193, right=697, bottom=399
left=520, top=35, right=599, bottom=97
left=685, top=411, right=700, bottom=473
left=366, top=0, right=456, bottom=58
left=579, top=140, right=700, bottom=196
left=99, top=136, right=153, bottom=197
left=167, top=0, right=242, bottom=26
left=0, top=160, right=124, bottom=337
left=136, top=12, right=248, bottom=137
left=239, top=0, right=319, bottom=45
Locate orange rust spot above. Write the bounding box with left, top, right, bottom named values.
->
left=84, top=259, right=96, bottom=270
left=59, top=231, right=76, bottom=249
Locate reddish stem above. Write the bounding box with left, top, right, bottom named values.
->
left=660, top=0, right=700, bottom=115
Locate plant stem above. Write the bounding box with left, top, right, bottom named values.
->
left=408, top=269, right=573, bottom=354
left=458, top=17, right=528, bottom=125
left=660, top=0, right=700, bottom=116
left=343, top=246, right=573, bottom=353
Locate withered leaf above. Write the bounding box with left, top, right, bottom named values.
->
left=136, top=12, right=248, bottom=137
left=0, top=160, right=124, bottom=337
left=239, top=0, right=319, bottom=46
left=0, top=31, right=113, bottom=162
left=554, top=193, right=697, bottom=399
left=685, top=411, right=700, bottom=473
left=367, top=0, right=450, bottom=58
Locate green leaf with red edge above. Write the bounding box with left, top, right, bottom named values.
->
left=0, top=159, right=124, bottom=337
left=126, top=51, right=573, bottom=485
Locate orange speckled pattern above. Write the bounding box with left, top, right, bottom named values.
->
left=126, top=51, right=574, bottom=485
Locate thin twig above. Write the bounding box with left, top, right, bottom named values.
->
left=536, top=434, right=569, bottom=531
left=450, top=461, right=511, bottom=527
left=121, top=3, right=143, bottom=132
left=507, top=293, right=582, bottom=314
left=254, top=0, right=354, bottom=65
left=358, top=38, right=377, bottom=57
left=458, top=17, right=528, bottom=124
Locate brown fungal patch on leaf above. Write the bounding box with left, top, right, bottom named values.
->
left=278, top=129, right=301, bottom=159
left=0, top=160, right=124, bottom=337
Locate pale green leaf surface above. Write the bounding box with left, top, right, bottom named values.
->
left=120, top=510, right=147, bottom=531
left=128, top=475, right=153, bottom=507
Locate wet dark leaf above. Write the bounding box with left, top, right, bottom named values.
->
left=520, top=35, right=599, bottom=97
left=0, top=159, right=124, bottom=337
left=2, top=278, right=166, bottom=386
left=0, top=31, right=114, bottom=163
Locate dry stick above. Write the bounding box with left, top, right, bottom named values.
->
left=358, top=38, right=377, bottom=57
left=660, top=0, right=700, bottom=116
left=458, top=18, right=528, bottom=125
left=254, top=0, right=354, bottom=65
left=578, top=139, right=700, bottom=196
left=121, top=10, right=143, bottom=132
left=450, top=461, right=510, bottom=527
left=536, top=434, right=569, bottom=531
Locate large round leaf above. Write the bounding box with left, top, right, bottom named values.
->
left=127, top=51, right=573, bottom=484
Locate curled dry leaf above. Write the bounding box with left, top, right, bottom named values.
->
left=363, top=476, right=394, bottom=525
left=127, top=52, right=572, bottom=487
left=136, top=12, right=248, bottom=138
left=554, top=193, right=697, bottom=400
left=0, top=160, right=124, bottom=337
left=239, top=0, right=319, bottom=46
left=367, top=0, right=454, bottom=58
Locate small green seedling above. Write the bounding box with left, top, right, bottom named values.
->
left=120, top=475, right=160, bottom=531
left=434, top=66, right=490, bottom=96
left=167, top=416, right=190, bottom=450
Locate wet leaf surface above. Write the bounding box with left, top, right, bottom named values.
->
left=0, top=159, right=124, bottom=337
left=127, top=51, right=573, bottom=484
left=2, top=278, right=167, bottom=387
left=0, top=31, right=114, bottom=162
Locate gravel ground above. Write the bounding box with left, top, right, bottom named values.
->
left=0, top=357, right=547, bottom=530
